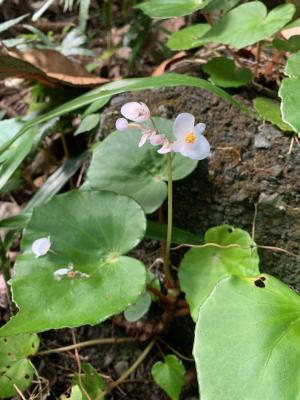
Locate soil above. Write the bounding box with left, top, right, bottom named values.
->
left=8, top=85, right=300, bottom=399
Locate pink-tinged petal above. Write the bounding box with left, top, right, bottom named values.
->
left=115, top=118, right=129, bottom=131
left=150, top=134, right=165, bottom=146
left=138, top=133, right=149, bottom=147
left=121, top=102, right=150, bottom=122
left=194, top=122, right=206, bottom=135
left=173, top=113, right=195, bottom=139
left=158, top=141, right=172, bottom=154
left=181, top=135, right=210, bottom=160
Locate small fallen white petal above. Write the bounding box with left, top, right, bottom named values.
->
left=116, top=118, right=129, bottom=131
left=32, top=236, right=51, bottom=258
left=138, top=132, right=149, bottom=147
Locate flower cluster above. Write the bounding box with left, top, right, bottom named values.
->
left=115, top=102, right=211, bottom=161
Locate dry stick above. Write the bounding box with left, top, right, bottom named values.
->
left=171, top=242, right=300, bottom=260
left=108, top=340, right=155, bottom=392
left=13, top=385, right=27, bottom=400
left=157, top=337, right=194, bottom=363
left=71, top=330, right=92, bottom=400
left=35, top=337, right=135, bottom=356
left=252, top=202, right=258, bottom=241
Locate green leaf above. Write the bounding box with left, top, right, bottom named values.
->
left=178, top=225, right=259, bottom=321
left=63, top=385, right=83, bottom=400
left=136, top=0, right=212, bottom=18
left=0, top=333, right=39, bottom=398
left=73, top=363, right=106, bottom=400
left=273, top=36, right=300, bottom=53
left=0, top=73, right=252, bottom=157
left=0, top=191, right=147, bottom=336
left=0, top=14, right=29, bottom=33
left=202, top=57, right=252, bottom=88
left=253, top=97, right=293, bottom=132
left=146, top=220, right=201, bottom=245
left=167, top=24, right=210, bottom=50
left=74, top=114, right=100, bottom=136
left=203, top=0, right=240, bottom=12
left=84, top=117, right=197, bottom=214
left=151, top=355, right=186, bottom=400
left=279, top=51, right=300, bottom=134
left=194, top=274, right=300, bottom=400
left=198, top=2, right=295, bottom=49
left=124, top=291, right=152, bottom=322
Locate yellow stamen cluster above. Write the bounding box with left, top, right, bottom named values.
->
left=184, top=132, right=197, bottom=144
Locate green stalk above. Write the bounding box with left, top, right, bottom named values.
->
left=164, top=152, right=175, bottom=289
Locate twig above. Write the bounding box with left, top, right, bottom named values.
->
left=71, top=330, right=92, bottom=400
left=157, top=338, right=194, bottom=362
left=252, top=202, right=258, bottom=241
left=13, top=385, right=27, bottom=400
left=35, top=337, right=135, bottom=356
left=108, top=340, right=155, bottom=391
left=171, top=242, right=300, bottom=260
left=253, top=41, right=261, bottom=79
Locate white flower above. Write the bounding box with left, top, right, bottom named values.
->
left=32, top=236, right=51, bottom=258
left=138, top=127, right=165, bottom=148
left=149, top=134, right=165, bottom=146
left=115, top=118, right=129, bottom=131
left=171, top=113, right=210, bottom=160
left=121, top=102, right=150, bottom=122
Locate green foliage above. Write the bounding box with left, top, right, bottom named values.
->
left=253, top=97, right=293, bottom=132
left=196, top=2, right=295, bottom=49
left=167, top=24, right=210, bottom=51
left=0, top=14, right=29, bottom=33
left=279, top=51, right=300, bottom=135
left=74, top=114, right=100, bottom=135
left=203, top=0, right=240, bottom=12
left=146, top=220, right=201, bottom=245
left=202, top=57, right=252, bottom=88
left=273, top=36, right=300, bottom=53
left=194, top=274, right=300, bottom=400
left=84, top=117, right=197, bottom=213
left=178, top=225, right=259, bottom=321
left=73, top=363, right=106, bottom=399
left=0, top=191, right=147, bottom=335
left=136, top=0, right=212, bottom=18
left=151, top=355, right=186, bottom=400
left=124, top=291, right=152, bottom=322
left=0, top=334, right=39, bottom=398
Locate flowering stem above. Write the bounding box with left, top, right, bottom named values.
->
left=164, top=152, right=175, bottom=289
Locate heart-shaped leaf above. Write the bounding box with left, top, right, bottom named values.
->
left=279, top=51, right=300, bottom=134
left=136, top=0, right=212, bottom=18
left=0, top=190, right=146, bottom=336
left=167, top=24, right=210, bottom=51
left=178, top=225, right=259, bottom=321
left=194, top=274, right=300, bottom=400
left=203, top=0, right=240, bottom=12
left=151, top=355, right=186, bottom=400
left=253, top=97, right=293, bottom=132
left=202, top=57, right=252, bottom=88
left=198, top=2, right=295, bottom=49
left=0, top=334, right=39, bottom=398
left=84, top=117, right=198, bottom=214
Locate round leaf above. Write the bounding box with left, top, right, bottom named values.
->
left=0, top=191, right=146, bottom=336
left=178, top=225, right=259, bottom=321
left=202, top=57, right=252, bottom=88
left=0, top=333, right=39, bottom=398
left=151, top=355, right=186, bottom=400
left=194, top=274, right=300, bottom=400
left=136, top=0, right=212, bottom=18
left=167, top=24, right=210, bottom=51
left=124, top=291, right=152, bottom=322
left=84, top=117, right=197, bottom=213
left=279, top=51, right=300, bottom=134
left=198, top=2, right=295, bottom=49
left=253, top=97, right=293, bottom=132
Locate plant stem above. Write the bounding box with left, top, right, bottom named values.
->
left=109, top=340, right=155, bottom=390
left=164, top=153, right=175, bottom=289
